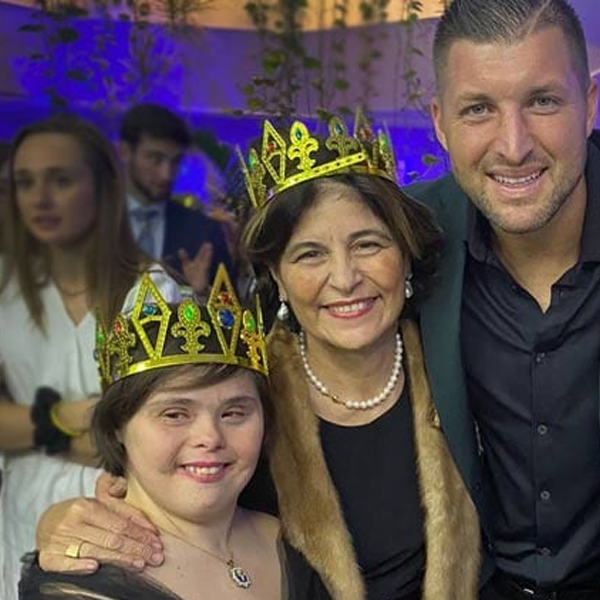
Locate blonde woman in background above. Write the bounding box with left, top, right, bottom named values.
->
left=0, top=114, right=150, bottom=600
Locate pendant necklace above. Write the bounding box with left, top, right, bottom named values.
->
left=159, top=526, right=252, bottom=589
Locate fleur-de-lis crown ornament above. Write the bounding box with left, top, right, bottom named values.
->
left=95, top=264, right=268, bottom=389
left=237, top=108, right=398, bottom=209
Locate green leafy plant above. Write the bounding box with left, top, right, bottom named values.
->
left=238, top=1, right=432, bottom=120
left=238, top=0, right=393, bottom=121
left=355, top=1, right=389, bottom=111
left=17, top=0, right=213, bottom=110
left=237, top=0, right=311, bottom=123
left=237, top=0, right=449, bottom=180
left=17, top=0, right=89, bottom=109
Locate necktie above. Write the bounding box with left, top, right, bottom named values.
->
left=132, top=208, right=159, bottom=258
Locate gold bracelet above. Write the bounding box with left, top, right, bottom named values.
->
left=49, top=404, right=83, bottom=438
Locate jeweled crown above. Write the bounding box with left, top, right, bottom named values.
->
left=96, top=264, right=268, bottom=389
left=237, top=108, right=397, bottom=209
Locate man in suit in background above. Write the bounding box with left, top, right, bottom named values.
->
left=119, top=103, right=233, bottom=293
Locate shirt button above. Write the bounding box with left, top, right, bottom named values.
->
left=537, top=424, right=548, bottom=435
left=535, top=352, right=546, bottom=364
left=540, top=490, right=551, bottom=501
left=538, top=547, right=552, bottom=556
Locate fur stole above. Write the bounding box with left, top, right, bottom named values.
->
left=266, top=320, right=480, bottom=600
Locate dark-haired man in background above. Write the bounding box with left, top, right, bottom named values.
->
left=120, top=103, right=233, bottom=294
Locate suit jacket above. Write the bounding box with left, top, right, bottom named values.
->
left=405, top=130, right=600, bottom=583
left=162, top=199, right=234, bottom=283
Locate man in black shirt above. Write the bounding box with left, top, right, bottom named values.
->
left=409, top=0, right=600, bottom=597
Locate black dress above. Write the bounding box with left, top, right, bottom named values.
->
left=19, top=544, right=303, bottom=600
left=285, top=390, right=426, bottom=600
left=19, top=552, right=182, bottom=599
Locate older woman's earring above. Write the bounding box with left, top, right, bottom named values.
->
left=277, top=297, right=290, bottom=321
left=404, top=275, right=414, bottom=299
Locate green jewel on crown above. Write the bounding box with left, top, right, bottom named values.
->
left=95, top=264, right=268, bottom=389
left=236, top=107, right=397, bottom=209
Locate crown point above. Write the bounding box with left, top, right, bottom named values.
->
left=240, top=110, right=397, bottom=213
left=97, top=267, right=268, bottom=388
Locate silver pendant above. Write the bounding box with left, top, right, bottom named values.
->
left=228, top=559, right=252, bottom=589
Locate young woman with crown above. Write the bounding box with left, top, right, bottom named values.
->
left=19, top=266, right=283, bottom=600
left=33, top=112, right=480, bottom=600
left=0, top=114, right=158, bottom=600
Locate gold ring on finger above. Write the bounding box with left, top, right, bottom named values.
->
left=64, top=541, right=83, bottom=559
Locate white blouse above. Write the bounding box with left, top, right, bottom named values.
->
left=0, top=264, right=179, bottom=600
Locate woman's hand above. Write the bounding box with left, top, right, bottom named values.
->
left=37, top=473, right=165, bottom=573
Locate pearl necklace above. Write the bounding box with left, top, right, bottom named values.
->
left=298, top=331, right=403, bottom=410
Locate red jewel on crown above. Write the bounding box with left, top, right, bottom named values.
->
left=360, top=125, right=373, bottom=139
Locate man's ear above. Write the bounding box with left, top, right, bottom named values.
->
left=430, top=96, right=449, bottom=152
left=585, top=78, right=599, bottom=137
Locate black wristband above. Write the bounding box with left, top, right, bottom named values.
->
left=31, top=387, right=71, bottom=455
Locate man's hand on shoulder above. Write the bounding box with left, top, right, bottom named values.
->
left=36, top=472, right=165, bottom=574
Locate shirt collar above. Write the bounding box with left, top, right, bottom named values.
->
left=578, top=139, right=600, bottom=263
left=465, top=204, right=494, bottom=263
left=126, top=193, right=167, bottom=219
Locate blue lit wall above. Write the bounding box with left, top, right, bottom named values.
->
left=0, top=1, right=449, bottom=201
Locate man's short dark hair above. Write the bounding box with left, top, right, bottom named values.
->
left=119, top=103, right=191, bottom=148
left=433, top=0, right=590, bottom=93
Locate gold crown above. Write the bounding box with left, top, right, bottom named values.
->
left=237, top=108, right=397, bottom=209
left=95, top=264, right=268, bottom=389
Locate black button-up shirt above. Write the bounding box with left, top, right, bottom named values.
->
left=461, top=142, right=600, bottom=587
